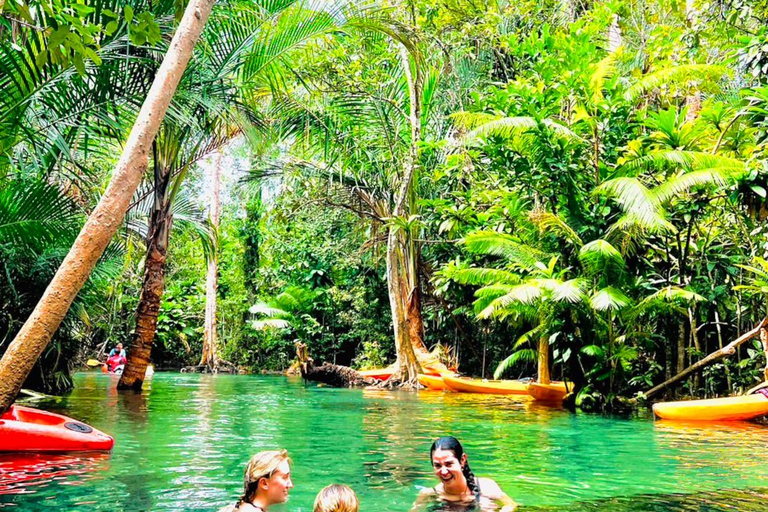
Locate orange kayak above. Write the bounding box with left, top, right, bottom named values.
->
left=0, top=405, right=114, bottom=452
left=652, top=393, right=768, bottom=421
left=528, top=381, right=569, bottom=402
left=418, top=374, right=452, bottom=390
left=358, top=368, right=393, bottom=380
left=442, top=375, right=529, bottom=394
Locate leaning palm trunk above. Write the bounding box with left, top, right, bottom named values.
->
left=118, top=203, right=173, bottom=390
left=200, top=152, right=221, bottom=369
left=0, top=0, right=216, bottom=413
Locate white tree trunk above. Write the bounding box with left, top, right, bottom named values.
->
left=200, top=151, right=222, bottom=368
left=0, top=0, right=216, bottom=412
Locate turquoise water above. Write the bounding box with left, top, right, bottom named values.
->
left=1, top=372, right=768, bottom=511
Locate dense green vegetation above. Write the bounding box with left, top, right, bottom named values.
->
left=2, top=0, right=768, bottom=409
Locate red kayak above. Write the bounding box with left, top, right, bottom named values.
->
left=0, top=405, right=114, bottom=452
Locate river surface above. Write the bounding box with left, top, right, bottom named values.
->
left=1, top=372, right=767, bottom=511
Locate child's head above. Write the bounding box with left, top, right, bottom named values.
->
left=313, top=484, right=359, bottom=512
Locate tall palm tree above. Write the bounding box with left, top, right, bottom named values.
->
left=117, top=0, right=354, bottom=390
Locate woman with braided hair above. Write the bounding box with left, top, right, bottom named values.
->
left=218, top=449, right=293, bottom=512
left=415, top=436, right=517, bottom=512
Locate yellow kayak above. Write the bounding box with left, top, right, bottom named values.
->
left=653, top=393, right=768, bottom=421
left=528, top=381, right=569, bottom=402
left=442, top=375, right=529, bottom=395
left=418, top=374, right=451, bottom=391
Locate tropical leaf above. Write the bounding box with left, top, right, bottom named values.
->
left=653, top=168, right=745, bottom=204
left=578, top=239, right=626, bottom=278
left=451, top=267, right=521, bottom=286
left=590, top=286, right=631, bottom=311
left=528, top=209, right=583, bottom=247
left=463, top=231, right=546, bottom=269
left=623, top=64, right=728, bottom=103
left=476, top=282, right=544, bottom=318
left=595, top=177, right=676, bottom=233
left=462, top=115, right=581, bottom=142
left=618, top=150, right=746, bottom=175
left=493, top=348, right=537, bottom=379
left=626, top=286, right=704, bottom=320
left=249, top=302, right=290, bottom=317
left=589, top=49, right=621, bottom=105
left=252, top=318, right=292, bottom=330
left=551, top=278, right=588, bottom=303
left=0, top=179, right=81, bottom=253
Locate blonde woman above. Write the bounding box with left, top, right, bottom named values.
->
left=219, top=450, right=293, bottom=512
left=313, top=484, right=359, bottom=512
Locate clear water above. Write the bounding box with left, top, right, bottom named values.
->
left=1, top=372, right=767, bottom=511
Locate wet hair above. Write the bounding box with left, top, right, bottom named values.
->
left=313, top=484, right=359, bottom=512
left=430, top=437, right=480, bottom=501
left=236, top=449, right=291, bottom=508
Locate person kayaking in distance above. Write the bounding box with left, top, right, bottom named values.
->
left=105, top=352, right=126, bottom=373
left=219, top=450, right=293, bottom=512
left=109, top=342, right=126, bottom=358
left=414, top=436, right=517, bottom=512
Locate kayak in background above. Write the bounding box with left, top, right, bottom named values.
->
left=0, top=405, right=114, bottom=452
left=652, top=391, right=768, bottom=422
left=442, top=374, right=529, bottom=395
left=418, top=374, right=452, bottom=391
left=528, top=381, right=569, bottom=402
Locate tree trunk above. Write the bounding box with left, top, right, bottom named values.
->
left=118, top=199, right=173, bottom=390
left=386, top=230, right=421, bottom=382
left=381, top=44, right=424, bottom=385
left=0, top=0, right=215, bottom=414
left=537, top=331, right=551, bottom=384
left=200, top=151, right=221, bottom=369
left=677, top=321, right=686, bottom=375
left=405, top=250, right=426, bottom=353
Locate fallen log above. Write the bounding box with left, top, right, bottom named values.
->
left=301, top=362, right=373, bottom=387
left=644, top=317, right=768, bottom=400
left=295, top=342, right=373, bottom=387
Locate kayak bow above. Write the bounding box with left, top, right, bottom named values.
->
left=0, top=405, right=114, bottom=452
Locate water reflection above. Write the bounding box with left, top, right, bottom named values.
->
left=0, top=452, right=110, bottom=496
left=527, top=488, right=768, bottom=511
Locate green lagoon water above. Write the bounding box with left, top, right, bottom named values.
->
left=1, top=372, right=768, bottom=511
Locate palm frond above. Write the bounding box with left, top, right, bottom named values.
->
left=578, top=239, right=626, bottom=278
left=590, top=286, right=631, bottom=312
left=623, top=64, right=728, bottom=103
left=462, top=115, right=581, bottom=142
left=252, top=318, right=292, bottom=330
left=528, top=209, right=583, bottom=247
left=451, top=267, right=521, bottom=286
left=595, top=177, right=676, bottom=233
left=493, top=348, right=537, bottom=379
left=463, top=231, right=546, bottom=269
